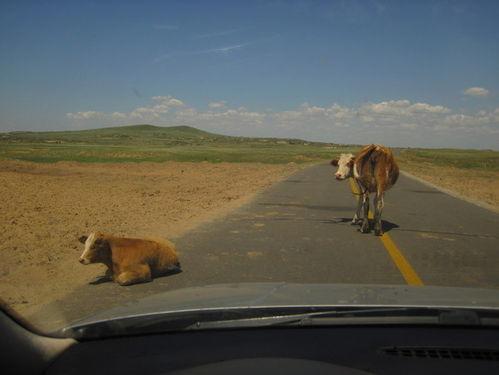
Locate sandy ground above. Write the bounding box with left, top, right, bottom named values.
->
left=399, top=161, right=499, bottom=212
left=0, top=161, right=300, bottom=316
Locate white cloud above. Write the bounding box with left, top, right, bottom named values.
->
left=129, top=106, right=163, bottom=120
left=208, top=101, right=227, bottom=109
left=67, top=96, right=185, bottom=122
left=463, top=87, right=490, bottom=97
left=360, top=100, right=450, bottom=116
left=65, top=97, right=499, bottom=148
left=152, top=96, right=184, bottom=107
left=442, top=108, right=499, bottom=129
left=66, top=111, right=104, bottom=120
left=178, top=106, right=265, bottom=124
left=273, top=103, right=354, bottom=124
left=111, top=112, right=127, bottom=120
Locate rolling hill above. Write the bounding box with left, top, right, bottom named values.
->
left=0, top=124, right=346, bottom=163
left=1, top=125, right=223, bottom=146
left=0, top=124, right=328, bottom=147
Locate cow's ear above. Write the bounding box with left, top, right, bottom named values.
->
left=330, top=159, right=339, bottom=166
left=78, top=235, right=88, bottom=244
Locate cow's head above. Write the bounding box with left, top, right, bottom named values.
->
left=78, top=232, right=110, bottom=265
left=330, top=153, right=354, bottom=180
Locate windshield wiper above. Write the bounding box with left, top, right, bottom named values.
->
left=61, top=306, right=499, bottom=339
left=184, top=307, right=487, bottom=330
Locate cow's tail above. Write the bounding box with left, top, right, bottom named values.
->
left=355, top=144, right=378, bottom=176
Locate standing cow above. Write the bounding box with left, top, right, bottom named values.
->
left=331, top=144, right=399, bottom=236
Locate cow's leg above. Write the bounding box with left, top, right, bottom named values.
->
left=351, top=182, right=364, bottom=225
left=374, top=192, right=385, bottom=236
left=102, top=267, right=113, bottom=280
left=89, top=268, right=113, bottom=285
left=360, top=192, right=370, bottom=233
left=115, top=265, right=152, bottom=286
left=351, top=197, right=363, bottom=225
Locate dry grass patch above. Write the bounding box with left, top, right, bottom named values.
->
left=0, top=160, right=300, bottom=316
left=399, top=160, right=499, bottom=211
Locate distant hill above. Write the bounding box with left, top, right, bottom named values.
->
left=0, top=124, right=330, bottom=147
left=0, top=124, right=352, bottom=164
left=1, top=124, right=496, bottom=173
left=1, top=125, right=224, bottom=145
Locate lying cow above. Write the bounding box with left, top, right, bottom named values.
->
left=331, top=144, right=399, bottom=236
left=78, top=232, right=181, bottom=286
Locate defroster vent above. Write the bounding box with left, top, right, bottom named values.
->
left=380, top=347, right=499, bottom=361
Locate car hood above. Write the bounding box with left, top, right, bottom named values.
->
left=63, top=282, right=499, bottom=329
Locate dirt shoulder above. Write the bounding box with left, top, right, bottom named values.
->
left=399, top=160, right=499, bottom=212
left=0, top=160, right=301, bottom=316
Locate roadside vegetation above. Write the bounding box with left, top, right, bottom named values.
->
left=397, top=148, right=499, bottom=172
left=0, top=124, right=355, bottom=164
left=396, top=149, right=499, bottom=211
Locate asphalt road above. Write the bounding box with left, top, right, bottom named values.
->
left=32, top=163, right=499, bottom=329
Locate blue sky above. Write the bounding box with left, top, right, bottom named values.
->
left=1, top=0, right=498, bottom=149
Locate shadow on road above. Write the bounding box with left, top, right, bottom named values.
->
left=88, top=268, right=183, bottom=286
left=259, top=202, right=354, bottom=211
left=381, top=220, right=400, bottom=233
left=318, top=217, right=399, bottom=234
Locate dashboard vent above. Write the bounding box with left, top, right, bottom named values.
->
left=381, top=347, right=499, bottom=361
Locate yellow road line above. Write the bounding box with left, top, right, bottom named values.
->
left=380, top=231, right=424, bottom=286
left=348, top=178, right=424, bottom=286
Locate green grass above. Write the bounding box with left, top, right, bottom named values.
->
left=397, top=148, right=499, bottom=172
left=2, top=125, right=497, bottom=167
left=0, top=125, right=357, bottom=164
left=1, top=125, right=222, bottom=146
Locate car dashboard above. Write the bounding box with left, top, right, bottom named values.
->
left=2, top=308, right=499, bottom=375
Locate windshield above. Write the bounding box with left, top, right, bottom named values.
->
left=1, top=0, right=498, bottom=336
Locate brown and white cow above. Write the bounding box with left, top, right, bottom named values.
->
left=78, top=232, right=181, bottom=286
left=331, top=144, right=399, bottom=236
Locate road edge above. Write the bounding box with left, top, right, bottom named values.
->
left=400, top=170, right=499, bottom=214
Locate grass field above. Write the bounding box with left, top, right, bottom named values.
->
left=396, top=148, right=499, bottom=172
left=1, top=124, right=498, bottom=209
left=1, top=124, right=497, bottom=169
left=396, top=148, right=499, bottom=210
left=0, top=125, right=356, bottom=164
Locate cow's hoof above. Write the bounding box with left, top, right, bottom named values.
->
left=374, top=223, right=383, bottom=236
left=89, top=275, right=113, bottom=285
left=360, top=222, right=371, bottom=233
left=351, top=219, right=362, bottom=226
